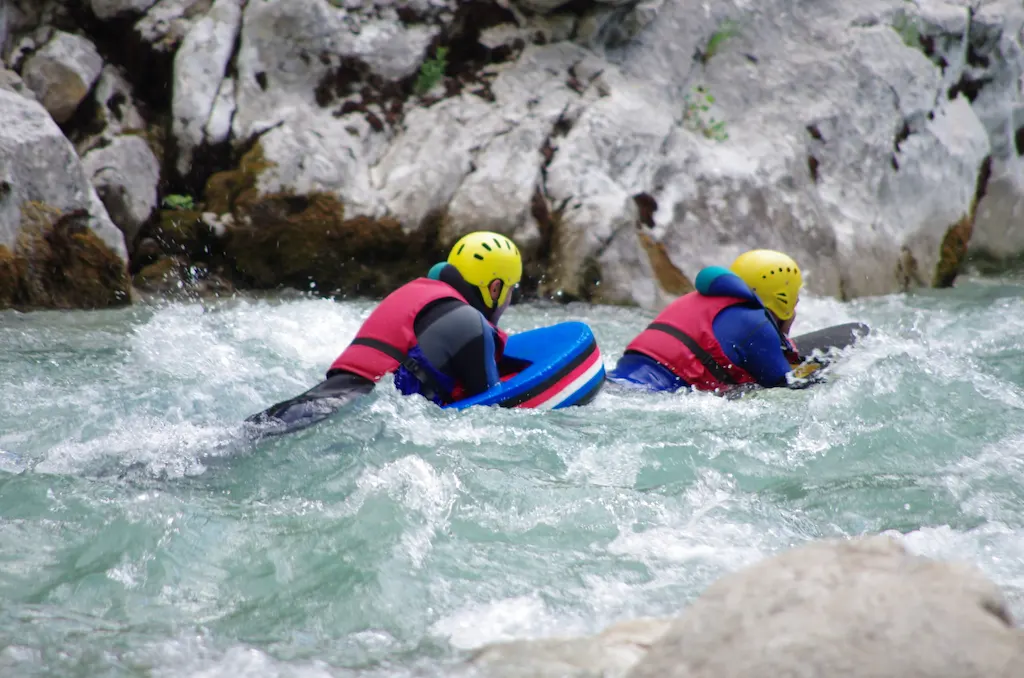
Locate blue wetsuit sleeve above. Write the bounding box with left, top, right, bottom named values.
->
left=713, top=305, right=793, bottom=387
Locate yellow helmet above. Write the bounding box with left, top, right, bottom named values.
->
left=730, top=249, right=803, bottom=320
left=447, top=231, right=523, bottom=309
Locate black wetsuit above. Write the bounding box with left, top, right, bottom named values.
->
left=405, top=296, right=500, bottom=397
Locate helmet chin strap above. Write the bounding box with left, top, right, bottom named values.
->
left=436, top=264, right=498, bottom=321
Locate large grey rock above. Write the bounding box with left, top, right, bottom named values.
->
left=372, top=94, right=510, bottom=234
left=171, top=0, right=241, bottom=177
left=460, top=536, right=1024, bottom=678
left=367, top=0, right=1006, bottom=306
left=230, top=0, right=438, bottom=142
left=541, top=56, right=684, bottom=306
left=370, top=35, right=681, bottom=304
left=626, top=536, right=1024, bottom=678
left=231, top=0, right=347, bottom=144
left=536, top=0, right=994, bottom=303
left=0, top=88, right=127, bottom=262
left=920, top=0, right=1024, bottom=264
left=971, top=166, right=1024, bottom=261
left=374, top=44, right=587, bottom=239
left=20, top=30, right=104, bottom=124
left=81, top=135, right=161, bottom=245
left=218, top=0, right=445, bottom=214
left=252, top=108, right=387, bottom=218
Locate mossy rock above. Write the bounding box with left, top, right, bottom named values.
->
left=934, top=214, right=972, bottom=288
left=0, top=244, right=18, bottom=308
left=206, top=143, right=441, bottom=297
left=204, top=142, right=275, bottom=216
left=14, top=202, right=131, bottom=310
left=224, top=192, right=441, bottom=296
left=133, top=255, right=187, bottom=292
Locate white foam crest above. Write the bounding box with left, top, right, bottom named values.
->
left=563, top=442, right=647, bottom=488
left=942, top=434, right=1024, bottom=519
left=128, top=304, right=246, bottom=380
left=32, top=415, right=239, bottom=477
left=597, top=383, right=775, bottom=419
left=946, top=435, right=1024, bottom=483
left=788, top=292, right=863, bottom=331
left=219, top=297, right=374, bottom=370
left=429, top=593, right=565, bottom=651
left=142, top=635, right=336, bottom=678
left=365, top=382, right=565, bottom=454
left=343, top=455, right=461, bottom=567
left=121, top=300, right=377, bottom=419
left=605, top=469, right=778, bottom=569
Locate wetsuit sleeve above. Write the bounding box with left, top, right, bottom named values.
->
left=713, top=305, right=794, bottom=387
left=414, top=299, right=500, bottom=397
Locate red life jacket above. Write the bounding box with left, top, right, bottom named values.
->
left=625, top=292, right=764, bottom=391
left=329, top=278, right=508, bottom=398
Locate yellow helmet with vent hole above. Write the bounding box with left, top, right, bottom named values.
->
left=447, top=231, right=522, bottom=309
left=730, top=249, right=803, bottom=320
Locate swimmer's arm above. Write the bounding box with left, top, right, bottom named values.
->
left=716, top=307, right=794, bottom=388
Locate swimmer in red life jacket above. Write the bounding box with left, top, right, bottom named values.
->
left=245, top=231, right=524, bottom=434
left=608, top=249, right=818, bottom=394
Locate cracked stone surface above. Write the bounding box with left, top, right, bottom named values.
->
left=2, top=0, right=1022, bottom=305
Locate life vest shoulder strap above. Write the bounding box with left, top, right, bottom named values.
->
left=645, top=322, right=738, bottom=386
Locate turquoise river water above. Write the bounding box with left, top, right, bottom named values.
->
left=1, top=275, right=1024, bottom=677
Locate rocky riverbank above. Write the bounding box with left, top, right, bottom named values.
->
left=1, top=0, right=1022, bottom=311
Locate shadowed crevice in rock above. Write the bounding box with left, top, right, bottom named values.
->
left=891, top=119, right=911, bottom=171
left=64, top=3, right=175, bottom=114
left=947, top=72, right=994, bottom=102
left=631, top=193, right=693, bottom=297
left=633, top=192, right=656, bottom=229
left=422, top=1, right=523, bottom=105
left=806, top=124, right=824, bottom=183
left=176, top=10, right=245, bottom=197
left=315, top=1, right=520, bottom=127
left=637, top=231, right=694, bottom=298
left=435, top=1, right=520, bottom=80
left=530, top=100, right=584, bottom=301
left=945, top=7, right=996, bottom=103
left=522, top=185, right=567, bottom=300
left=129, top=137, right=273, bottom=281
